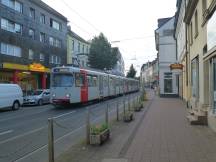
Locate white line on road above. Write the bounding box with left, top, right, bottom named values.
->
left=0, top=126, right=46, bottom=145
left=53, top=110, right=76, bottom=119
left=0, top=130, right=13, bottom=136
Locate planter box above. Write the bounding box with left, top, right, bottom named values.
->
left=123, top=112, right=134, bottom=122
left=90, top=129, right=110, bottom=145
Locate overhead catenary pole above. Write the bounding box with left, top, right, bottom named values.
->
left=86, top=107, right=90, bottom=144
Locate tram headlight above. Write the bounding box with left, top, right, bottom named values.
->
left=52, top=93, right=56, bottom=97
left=66, top=94, right=70, bottom=98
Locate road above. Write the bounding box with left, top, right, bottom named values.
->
left=0, top=92, right=140, bottom=162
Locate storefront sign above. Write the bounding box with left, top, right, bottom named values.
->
left=3, top=62, right=28, bottom=71
left=29, top=63, right=45, bottom=72
left=170, top=64, right=183, bottom=70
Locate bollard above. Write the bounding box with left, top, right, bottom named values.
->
left=106, top=103, right=109, bottom=125
left=48, top=118, right=54, bottom=162
left=116, top=100, right=119, bottom=121
left=86, top=107, right=90, bottom=144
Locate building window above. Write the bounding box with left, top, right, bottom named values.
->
left=190, top=22, right=193, bottom=45
left=29, top=8, right=35, bottom=19
left=191, top=57, right=199, bottom=98
left=1, top=18, right=22, bottom=34
left=195, top=10, right=198, bottom=37
left=28, top=29, right=35, bottom=39
left=40, top=13, right=45, bottom=24
left=50, top=55, right=61, bottom=64
left=0, top=42, right=21, bottom=57
left=72, top=40, right=74, bottom=51
left=40, top=32, right=45, bottom=43
left=40, top=53, right=44, bottom=62
left=1, top=0, right=23, bottom=13
left=50, top=19, right=61, bottom=30
left=202, top=0, right=207, bottom=14
left=49, top=36, right=61, bottom=48
left=163, top=29, right=174, bottom=36
left=78, top=42, right=80, bottom=53
left=29, top=49, right=34, bottom=60
left=164, top=72, right=172, bottom=93
left=82, top=44, right=85, bottom=53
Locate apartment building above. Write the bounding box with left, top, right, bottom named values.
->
left=0, top=0, right=68, bottom=90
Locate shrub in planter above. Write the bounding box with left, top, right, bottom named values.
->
left=90, top=123, right=110, bottom=145
left=123, top=111, right=134, bottom=122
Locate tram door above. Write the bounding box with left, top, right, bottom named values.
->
left=99, top=75, right=103, bottom=97
left=80, top=70, right=88, bottom=103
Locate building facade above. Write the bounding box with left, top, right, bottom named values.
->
left=155, top=17, right=179, bottom=97
left=0, top=0, right=68, bottom=91
left=175, top=0, right=188, bottom=100
left=67, top=28, right=90, bottom=68
left=140, top=58, right=158, bottom=89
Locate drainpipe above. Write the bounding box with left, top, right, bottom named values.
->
left=185, top=0, right=189, bottom=107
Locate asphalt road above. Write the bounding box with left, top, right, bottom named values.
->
left=0, top=92, right=140, bottom=162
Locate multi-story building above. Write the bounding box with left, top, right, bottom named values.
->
left=0, top=0, right=67, bottom=91
left=155, top=17, right=179, bottom=97
left=140, top=58, right=158, bottom=89
left=184, top=0, right=208, bottom=124
left=175, top=0, right=188, bottom=100
left=67, top=27, right=90, bottom=68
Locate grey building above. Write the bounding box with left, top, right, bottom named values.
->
left=0, top=0, right=67, bottom=90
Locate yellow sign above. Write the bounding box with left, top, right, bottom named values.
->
left=170, top=63, right=183, bottom=70
left=29, top=63, right=45, bottom=72
left=3, top=62, right=28, bottom=71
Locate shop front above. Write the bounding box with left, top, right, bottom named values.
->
left=0, top=62, right=50, bottom=91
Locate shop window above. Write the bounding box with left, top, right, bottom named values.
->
left=164, top=72, right=172, bottom=93
left=40, top=53, right=44, bottom=62
left=191, top=57, right=199, bottom=98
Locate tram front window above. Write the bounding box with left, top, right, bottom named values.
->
left=53, top=74, right=74, bottom=87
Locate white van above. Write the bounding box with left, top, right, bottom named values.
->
left=0, top=84, right=23, bottom=110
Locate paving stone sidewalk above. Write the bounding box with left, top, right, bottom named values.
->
left=125, top=97, right=216, bottom=162
left=56, top=91, right=216, bottom=162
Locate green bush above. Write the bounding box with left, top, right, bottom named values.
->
left=90, top=123, right=109, bottom=135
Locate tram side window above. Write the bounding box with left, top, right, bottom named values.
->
left=87, top=75, right=92, bottom=87
left=75, top=73, right=85, bottom=87
left=93, top=76, right=98, bottom=87
left=103, top=76, right=108, bottom=87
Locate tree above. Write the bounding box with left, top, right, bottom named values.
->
left=126, top=64, right=137, bottom=78
left=88, top=33, right=118, bottom=70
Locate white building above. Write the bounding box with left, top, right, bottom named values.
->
left=111, top=47, right=125, bottom=76
left=174, top=0, right=187, bottom=100
left=155, top=17, right=179, bottom=97
left=67, top=27, right=90, bottom=68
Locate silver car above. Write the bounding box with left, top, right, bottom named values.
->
left=23, top=89, right=50, bottom=106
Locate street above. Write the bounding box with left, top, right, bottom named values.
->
left=0, top=93, right=139, bottom=162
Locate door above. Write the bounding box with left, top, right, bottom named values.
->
left=80, top=70, right=88, bottom=103
left=99, top=75, right=103, bottom=97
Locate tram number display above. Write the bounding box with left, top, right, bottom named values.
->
left=54, top=68, right=69, bottom=73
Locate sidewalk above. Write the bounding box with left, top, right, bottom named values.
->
left=125, top=97, right=216, bottom=162
left=56, top=92, right=216, bottom=162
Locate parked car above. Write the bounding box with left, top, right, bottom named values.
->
left=0, top=84, right=23, bottom=110
left=23, top=89, right=50, bottom=106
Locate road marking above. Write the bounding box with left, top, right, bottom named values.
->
left=0, top=126, right=46, bottom=145
left=0, top=130, right=13, bottom=136
left=53, top=110, right=76, bottom=119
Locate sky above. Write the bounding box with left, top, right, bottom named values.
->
left=42, top=0, right=177, bottom=75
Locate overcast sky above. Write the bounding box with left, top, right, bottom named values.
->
left=42, top=0, right=176, bottom=75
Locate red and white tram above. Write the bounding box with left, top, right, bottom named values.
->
left=50, top=66, right=139, bottom=105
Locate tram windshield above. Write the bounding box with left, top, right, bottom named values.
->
left=52, top=74, right=74, bottom=87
